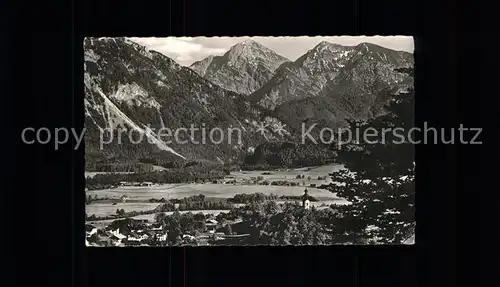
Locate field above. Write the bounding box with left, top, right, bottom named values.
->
left=86, top=202, right=162, bottom=217
left=86, top=164, right=346, bottom=200
left=85, top=171, right=134, bottom=178
left=231, top=164, right=345, bottom=185
left=87, top=184, right=342, bottom=201
left=85, top=164, right=350, bottom=226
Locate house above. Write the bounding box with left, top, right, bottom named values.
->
left=85, top=224, right=97, bottom=236
left=206, top=219, right=218, bottom=225
left=127, top=232, right=148, bottom=242
left=183, top=234, right=196, bottom=241
left=137, top=232, right=149, bottom=240
left=151, top=223, right=162, bottom=231
left=206, top=219, right=218, bottom=233
left=109, top=228, right=127, bottom=241
left=157, top=233, right=167, bottom=241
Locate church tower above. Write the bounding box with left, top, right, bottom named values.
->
left=302, top=188, right=310, bottom=210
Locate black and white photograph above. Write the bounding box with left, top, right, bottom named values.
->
left=84, top=36, right=415, bottom=247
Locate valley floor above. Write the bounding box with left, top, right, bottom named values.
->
left=85, top=163, right=415, bottom=247
left=85, top=164, right=350, bottom=237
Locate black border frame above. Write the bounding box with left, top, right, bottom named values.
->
left=6, top=0, right=477, bottom=286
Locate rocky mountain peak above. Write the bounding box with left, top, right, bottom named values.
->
left=225, top=40, right=287, bottom=67
left=296, top=41, right=355, bottom=70
left=189, top=55, right=215, bottom=76
left=348, top=42, right=414, bottom=66
left=312, top=41, right=344, bottom=50
left=190, top=40, right=290, bottom=95
left=234, top=39, right=261, bottom=47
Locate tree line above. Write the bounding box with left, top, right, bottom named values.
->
left=243, top=141, right=337, bottom=170
left=154, top=200, right=233, bottom=212
left=88, top=162, right=154, bottom=173
left=85, top=165, right=227, bottom=190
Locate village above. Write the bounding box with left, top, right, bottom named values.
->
left=85, top=164, right=358, bottom=246
left=86, top=215, right=253, bottom=247
left=85, top=188, right=318, bottom=247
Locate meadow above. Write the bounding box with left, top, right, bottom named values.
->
left=86, top=202, right=162, bottom=217
left=85, top=164, right=350, bottom=225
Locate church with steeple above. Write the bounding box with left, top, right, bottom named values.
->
left=301, top=188, right=310, bottom=210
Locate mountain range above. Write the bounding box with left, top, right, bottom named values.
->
left=84, top=37, right=414, bottom=170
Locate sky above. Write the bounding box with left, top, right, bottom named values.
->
left=128, top=36, right=414, bottom=67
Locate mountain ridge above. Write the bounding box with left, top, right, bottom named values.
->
left=248, top=41, right=413, bottom=110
